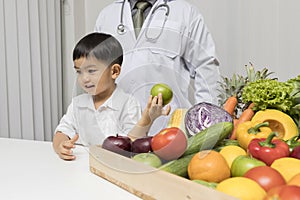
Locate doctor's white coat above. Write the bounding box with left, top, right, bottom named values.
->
left=94, top=0, right=220, bottom=135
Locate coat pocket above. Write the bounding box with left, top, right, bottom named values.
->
left=139, top=19, right=185, bottom=58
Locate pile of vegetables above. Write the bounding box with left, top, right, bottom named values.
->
left=241, top=75, right=300, bottom=132
left=157, top=65, right=300, bottom=199
left=102, top=66, right=300, bottom=199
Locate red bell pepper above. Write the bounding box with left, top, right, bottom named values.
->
left=248, top=132, right=290, bottom=166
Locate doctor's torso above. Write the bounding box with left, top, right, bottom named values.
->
left=96, top=0, right=196, bottom=99
left=95, top=0, right=207, bottom=134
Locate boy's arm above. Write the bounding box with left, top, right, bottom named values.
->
left=52, top=132, right=79, bottom=160
left=128, top=94, right=171, bottom=140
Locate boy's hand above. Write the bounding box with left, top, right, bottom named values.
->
left=57, top=134, right=79, bottom=160
left=147, top=93, right=171, bottom=122
left=128, top=94, right=171, bottom=139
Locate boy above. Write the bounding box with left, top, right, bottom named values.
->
left=53, top=33, right=170, bottom=160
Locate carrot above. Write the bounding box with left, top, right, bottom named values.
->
left=229, top=104, right=255, bottom=140
left=229, top=118, right=239, bottom=139
left=223, top=95, right=238, bottom=116
left=247, top=102, right=255, bottom=110
left=237, top=106, right=255, bottom=124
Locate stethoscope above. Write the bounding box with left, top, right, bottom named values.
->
left=117, top=0, right=170, bottom=41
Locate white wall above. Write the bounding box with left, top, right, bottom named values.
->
left=84, top=0, right=112, bottom=33
left=196, top=0, right=300, bottom=81
left=62, top=0, right=300, bottom=110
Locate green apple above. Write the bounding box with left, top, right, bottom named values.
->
left=132, top=152, right=162, bottom=168
left=231, top=155, right=266, bottom=177
left=150, top=83, right=173, bottom=105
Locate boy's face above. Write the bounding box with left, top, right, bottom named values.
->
left=74, top=56, right=118, bottom=96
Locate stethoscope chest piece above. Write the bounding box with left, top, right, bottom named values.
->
left=117, top=24, right=126, bottom=35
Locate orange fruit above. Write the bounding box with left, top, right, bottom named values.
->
left=288, top=173, right=300, bottom=187
left=187, top=150, right=230, bottom=183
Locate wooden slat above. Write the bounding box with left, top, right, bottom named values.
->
left=89, top=146, right=237, bottom=200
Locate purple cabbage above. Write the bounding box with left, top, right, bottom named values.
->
left=185, top=102, right=233, bottom=136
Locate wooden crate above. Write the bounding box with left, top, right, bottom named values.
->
left=89, top=146, right=237, bottom=200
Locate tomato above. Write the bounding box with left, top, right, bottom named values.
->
left=150, top=83, right=173, bottom=105
left=264, top=185, right=300, bottom=200
left=151, top=127, right=187, bottom=161
left=244, top=166, right=286, bottom=192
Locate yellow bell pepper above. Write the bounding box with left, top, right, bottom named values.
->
left=236, top=121, right=273, bottom=150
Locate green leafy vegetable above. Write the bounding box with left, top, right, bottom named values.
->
left=242, top=75, right=300, bottom=133
left=242, top=79, right=294, bottom=112
left=289, top=104, right=300, bottom=132
left=287, top=75, right=300, bottom=105
left=287, top=75, right=300, bottom=130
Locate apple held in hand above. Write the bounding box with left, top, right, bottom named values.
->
left=131, top=136, right=153, bottom=154
left=150, top=83, right=173, bottom=105
left=151, top=127, right=187, bottom=161
left=132, top=152, right=162, bottom=168
left=102, top=134, right=132, bottom=157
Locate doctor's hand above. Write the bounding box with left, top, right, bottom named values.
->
left=53, top=133, right=79, bottom=161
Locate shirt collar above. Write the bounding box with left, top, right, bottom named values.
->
left=130, top=0, right=157, bottom=9
left=75, top=85, right=124, bottom=111
left=102, top=85, right=124, bottom=111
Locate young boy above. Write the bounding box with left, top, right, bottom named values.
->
left=53, top=33, right=170, bottom=160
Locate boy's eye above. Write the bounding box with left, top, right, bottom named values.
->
left=75, top=69, right=81, bottom=74
left=88, top=69, right=97, bottom=73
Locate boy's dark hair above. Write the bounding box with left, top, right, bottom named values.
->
left=73, top=32, right=123, bottom=66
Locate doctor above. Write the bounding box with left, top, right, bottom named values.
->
left=94, top=0, right=221, bottom=135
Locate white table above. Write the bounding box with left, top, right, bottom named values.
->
left=0, top=138, right=141, bottom=200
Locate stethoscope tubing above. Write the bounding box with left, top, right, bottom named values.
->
left=117, top=0, right=127, bottom=34
left=117, top=0, right=169, bottom=38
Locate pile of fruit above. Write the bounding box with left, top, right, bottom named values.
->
left=101, top=68, right=300, bottom=200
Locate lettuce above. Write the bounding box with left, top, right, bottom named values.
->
left=242, top=79, right=294, bottom=112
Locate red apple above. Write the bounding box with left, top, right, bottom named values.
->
left=102, top=134, right=132, bottom=157
left=151, top=127, right=187, bottom=161
left=131, top=136, right=153, bottom=154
